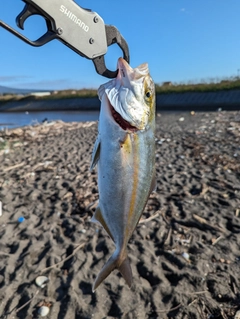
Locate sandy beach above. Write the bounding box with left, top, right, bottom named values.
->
left=0, top=110, right=240, bottom=319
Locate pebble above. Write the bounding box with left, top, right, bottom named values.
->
left=35, top=276, right=49, bottom=288
left=157, top=138, right=165, bottom=144
left=38, top=306, right=50, bottom=317
left=235, top=310, right=240, bottom=319
left=0, top=201, right=2, bottom=217
left=179, top=117, right=185, bottom=122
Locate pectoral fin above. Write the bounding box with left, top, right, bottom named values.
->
left=90, top=136, right=101, bottom=171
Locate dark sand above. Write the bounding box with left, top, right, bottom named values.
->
left=0, top=111, right=240, bottom=319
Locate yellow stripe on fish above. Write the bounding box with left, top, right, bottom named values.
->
left=124, top=133, right=139, bottom=242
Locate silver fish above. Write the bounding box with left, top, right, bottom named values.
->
left=90, top=57, right=156, bottom=291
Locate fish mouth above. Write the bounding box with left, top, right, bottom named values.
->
left=117, top=57, right=132, bottom=78
left=117, top=57, right=149, bottom=81
left=110, top=103, right=137, bottom=132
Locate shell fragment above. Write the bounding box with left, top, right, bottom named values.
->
left=35, top=276, right=49, bottom=288
left=38, top=306, right=50, bottom=317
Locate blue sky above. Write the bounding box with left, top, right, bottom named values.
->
left=1, top=1, right=240, bottom=90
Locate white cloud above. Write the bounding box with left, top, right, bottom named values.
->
left=180, top=7, right=192, bottom=15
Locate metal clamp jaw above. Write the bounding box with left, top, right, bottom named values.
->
left=0, top=0, right=130, bottom=78
left=93, top=25, right=129, bottom=78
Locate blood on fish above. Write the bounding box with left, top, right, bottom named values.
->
left=110, top=103, right=137, bottom=132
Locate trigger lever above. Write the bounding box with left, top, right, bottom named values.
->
left=16, top=4, right=40, bottom=30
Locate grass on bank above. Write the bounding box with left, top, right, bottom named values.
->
left=1, top=76, right=240, bottom=103
left=42, top=89, right=98, bottom=99
left=155, top=77, right=240, bottom=94
left=0, top=89, right=98, bottom=104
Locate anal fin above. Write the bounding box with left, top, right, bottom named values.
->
left=150, top=167, right=157, bottom=193
left=91, top=206, right=114, bottom=241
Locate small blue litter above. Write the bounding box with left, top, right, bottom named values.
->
left=18, top=216, right=25, bottom=223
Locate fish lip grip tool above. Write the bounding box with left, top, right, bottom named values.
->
left=0, top=0, right=130, bottom=78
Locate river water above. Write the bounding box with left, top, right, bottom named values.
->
left=0, top=111, right=100, bottom=130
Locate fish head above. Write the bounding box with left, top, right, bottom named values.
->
left=98, top=57, right=155, bottom=131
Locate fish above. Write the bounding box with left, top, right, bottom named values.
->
left=90, top=57, right=156, bottom=291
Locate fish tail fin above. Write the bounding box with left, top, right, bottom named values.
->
left=92, top=251, right=133, bottom=292
left=119, top=257, right=132, bottom=286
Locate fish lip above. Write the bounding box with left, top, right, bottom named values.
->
left=117, top=57, right=149, bottom=81
left=109, top=102, right=138, bottom=132
left=117, top=57, right=133, bottom=78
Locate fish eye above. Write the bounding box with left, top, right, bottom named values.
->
left=145, top=91, right=151, bottom=98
